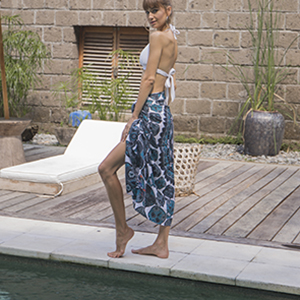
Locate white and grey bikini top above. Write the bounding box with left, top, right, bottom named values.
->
left=139, top=24, right=180, bottom=104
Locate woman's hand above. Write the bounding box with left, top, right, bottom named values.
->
left=121, top=116, right=137, bottom=142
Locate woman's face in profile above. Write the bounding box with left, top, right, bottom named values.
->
left=145, top=5, right=168, bottom=29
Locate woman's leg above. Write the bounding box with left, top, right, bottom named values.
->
left=132, top=225, right=170, bottom=259
left=98, top=141, right=134, bottom=258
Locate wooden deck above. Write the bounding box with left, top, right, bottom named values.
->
left=0, top=144, right=300, bottom=249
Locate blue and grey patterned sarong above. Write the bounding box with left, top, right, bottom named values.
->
left=125, top=91, right=175, bottom=226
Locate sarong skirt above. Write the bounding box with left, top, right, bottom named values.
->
left=125, top=91, right=175, bottom=226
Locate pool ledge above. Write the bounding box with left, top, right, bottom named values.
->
left=0, top=215, right=300, bottom=296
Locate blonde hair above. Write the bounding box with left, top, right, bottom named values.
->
left=143, top=0, right=173, bottom=24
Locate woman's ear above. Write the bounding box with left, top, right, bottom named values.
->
left=166, top=5, right=172, bottom=17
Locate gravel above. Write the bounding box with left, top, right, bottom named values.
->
left=198, top=143, right=300, bottom=166
left=32, top=134, right=300, bottom=166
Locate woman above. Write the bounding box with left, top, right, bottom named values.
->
left=98, top=0, right=178, bottom=259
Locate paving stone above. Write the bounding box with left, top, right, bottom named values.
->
left=253, top=247, right=300, bottom=269
left=51, top=239, right=111, bottom=267
left=0, top=230, right=24, bottom=244
left=171, top=254, right=250, bottom=285
left=191, top=240, right=262, bottom=261
left=237, top=262, right=300, bottom=295
left=0, top=233, right=73, bottom=259
left=109, top=250, right=187, bottom=276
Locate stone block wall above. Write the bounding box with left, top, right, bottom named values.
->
left=1, top=0, right=300, bottom=140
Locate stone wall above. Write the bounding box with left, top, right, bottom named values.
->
left=1, top=0, right=300, bottom=140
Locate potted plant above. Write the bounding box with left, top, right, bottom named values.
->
left=225, top=0, right=298, bottom=156
left=0, top=15, right=50, bottom=119
left=0, top=15, right=49, bottom=168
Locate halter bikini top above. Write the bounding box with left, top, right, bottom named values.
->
left=139, top=24, right=180, bottom=104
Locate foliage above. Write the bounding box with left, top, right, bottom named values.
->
left=223, top=0, right=298, bottom=131
left=54, top=49, right=139, bottom=121
left=280, top=142, right=300, bottom=152
left=53, top=67, right=101, bottom=112
left=0, top=15, right=50, bottom=118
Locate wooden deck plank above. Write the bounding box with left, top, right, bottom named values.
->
left=189, top=165, right=276, bottom=233
left=68, top=201, right=110, bottom=219
left=194, top=161, right=232, bottom=182
left=224, top=169, right=300, bottom=239
left=0, top=192, right=27, bottom=204
left=190, top=164, right=244, bottom=199
left=71, top=194, right=130, bottom=221
left=52, top=184, right=111, bottom=218
left=210, top=167, right=298, bottom=238
left=85, top=205, right=114, bottom=222
left=100, top=196, right=134, bottom=223
left=15, top=191, right=97, bottom=220
left=127, top=213, right=156, bottom=227
left=126, top=213, right=148, bottom=227
left=247, top=186, right=300, bottom=241
left=273, top=207, right=300, bottom=244
left=173, top=194, right=199, bottom=215
left=195, top=163, right=251, bottom=192
left=293, top=231, right=300, bottom=244
left=58, top=198, right=103, bottom=218
left=203, top=166, right=288, bottom=236
left=46, top=187, right=107, bottom=217
left=170, top=163, right=248, bottom=218
left=36, top=184, right=104, bottom=215
left=0, top=190, right=11, bottom=196
left=0, top=194, right=41, bottom=212
left=171, top=164, right=255, bottom=231
left=196, top=160, right=218, bottom=173
left=174, top=164, right=262, bottom=231
left=89, top=196, right=135, bottom=224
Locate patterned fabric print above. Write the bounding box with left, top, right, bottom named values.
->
left=125, top=92, right=175, bottom=226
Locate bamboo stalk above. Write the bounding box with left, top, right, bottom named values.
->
left=0, top=14, right=9, bottom=120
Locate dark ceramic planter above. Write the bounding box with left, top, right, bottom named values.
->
left=244, top=110, right=285, bottom=156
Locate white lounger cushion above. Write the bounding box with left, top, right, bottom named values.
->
left=0, top=155, right=100, bottom=184
left=0, top=120, right=126, bottom=194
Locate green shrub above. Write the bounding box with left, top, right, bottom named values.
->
left=0, top=15, right=50, bottom=118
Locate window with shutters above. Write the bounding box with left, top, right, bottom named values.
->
left=78, top=27, right=149, bottom=107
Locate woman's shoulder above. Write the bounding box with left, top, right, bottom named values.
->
left=149, top=30, right=171, bottom=47
left=150, top=30, right=165, bottom=42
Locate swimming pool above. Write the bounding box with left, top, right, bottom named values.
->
left=0, top=255, right=298, bottom=300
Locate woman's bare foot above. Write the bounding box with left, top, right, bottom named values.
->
left=131, top=243, right=169, bottom=259
left=108, top=227, right=134, bottom=258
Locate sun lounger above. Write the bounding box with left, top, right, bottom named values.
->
left=0, top=120, right=126, bottom=196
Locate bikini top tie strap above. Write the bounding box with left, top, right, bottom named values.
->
left=169, top=24, right=180, bottom=40
left=156, top=68, right=176, bottom=103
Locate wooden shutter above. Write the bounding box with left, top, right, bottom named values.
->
left=79, top=27, right=114, bottom=104
left=117, top=28, right=149, bottom=102
left=79, top=26, right=148, bottom=105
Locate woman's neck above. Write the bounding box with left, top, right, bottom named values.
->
left=157, top=22, right=170, bottom=32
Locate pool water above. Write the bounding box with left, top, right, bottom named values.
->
left=0, top=255, right=298, bottom=300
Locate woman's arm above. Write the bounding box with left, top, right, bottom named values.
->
left=132, top=32, right=164, bottom=118
left=121, top=32, right=164, bottom=142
